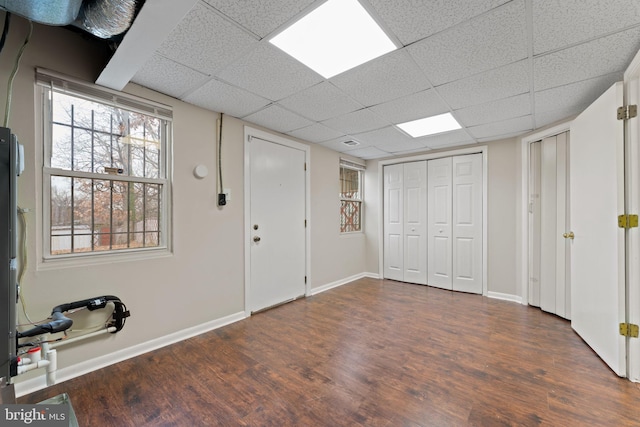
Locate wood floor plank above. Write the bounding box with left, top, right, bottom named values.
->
left=19, top=278, right=640, bottom=426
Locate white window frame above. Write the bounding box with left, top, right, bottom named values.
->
left=37, top=68, right=173, bottom=264
left=339, top=158, right=365, bottom=233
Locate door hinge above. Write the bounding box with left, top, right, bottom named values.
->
left=304, top=219, right=307, bottom=227
left=304, top=276, right=307, bottom=284
left=304, top=162, right=307, bottom=171
left=619, top=323, right=639, bottom=338
left=618, top=214, right=639, bottom=229
left=617, top=105, right=637, bottom=120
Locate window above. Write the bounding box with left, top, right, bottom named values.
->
left=39, top=70, right=172, bottom=258
left=340, top=159, right=364, bottom=233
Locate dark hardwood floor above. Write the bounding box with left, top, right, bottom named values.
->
left=20, top=278, right=640, bottom=426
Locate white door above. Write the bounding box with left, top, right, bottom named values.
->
left=452, top=154, right=483, bottom=294
left=537, top=133, right=571, bottom=319
left=428, top=157, right=453, bottom=290
left=529, top=141, right=542, bottom=307
left=249, top=137, right=306, bottom=313
left=383, top=164, right=404, bottom=281
left=570, top=82, right=626, bottom=376
left=403, top=161, right=427, bottom=284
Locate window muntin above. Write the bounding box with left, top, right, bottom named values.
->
left=340, top=164, right=363, bottom=233
left=42, top=82, right=170, bottom=258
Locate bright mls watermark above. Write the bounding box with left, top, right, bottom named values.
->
left=2, top=405, right=68, bottom=426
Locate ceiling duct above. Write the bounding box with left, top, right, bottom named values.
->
left=0, top=0, right=138, bottom=39
left=73, top=0, right=137, bottom=39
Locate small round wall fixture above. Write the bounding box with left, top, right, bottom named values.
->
left=193, top=164, right=208, bottom=179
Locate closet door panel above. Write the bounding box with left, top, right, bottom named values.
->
left=384, top=164, right=404, bottom=281
left=403, top=161, right=427, bottom=284
left=428, top=158, right=453, bottom=289
left=452, top=154, right=483, bottom=294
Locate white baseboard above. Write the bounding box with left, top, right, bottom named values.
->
left=14, top=311, right=246, bottom=398
left=309, top=272, right=379, bottom=296
left=487, top=291, right=523, bottom=304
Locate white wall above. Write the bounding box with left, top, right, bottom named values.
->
left=1, top=15, right=367, bottom=387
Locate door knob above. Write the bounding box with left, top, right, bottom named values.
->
left=563, top=232, right=574, bottom=239
left=253, top=236, right=261, bottom=242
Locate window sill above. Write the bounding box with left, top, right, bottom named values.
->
left=340, top=231, right=364, bottom=237
left=38, top=247, right=173, bottom=271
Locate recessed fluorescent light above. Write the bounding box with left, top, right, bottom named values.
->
left=397, top=113, right=462, bottom=138
left=269, top=0, right=397, bottom=79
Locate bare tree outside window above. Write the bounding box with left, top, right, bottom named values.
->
left=340, top=166, right=363, bottom=232
left=45, top=90, right=169, bottom=256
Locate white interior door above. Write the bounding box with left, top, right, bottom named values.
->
left=428, top=157, right=453, bottom=290
left=452, top=154, right=483, bottom=294
left=249, top=137, right=306, bottom=313
left=403, top=161, right=427, bottom=285
left=570, top=82, right=626, bottom=376
left=384, top=164, right=404, bottom=281
left=538, top=133, right=571, bottom=319
left=529, top=141, right=542, bottom=307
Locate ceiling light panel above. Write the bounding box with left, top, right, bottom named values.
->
left=397, top=113, right=462, bottom=138
left=269, top=0, right=397, bottom=78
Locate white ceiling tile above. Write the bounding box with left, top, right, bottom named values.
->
left=535, top=106, right=586, bottom=129
left=534, top=73, right=620, bottom=115
left=427, top=139, right=477, bottom=150
left=352, top=126, right=420, bottom=150
left=454, top=93, right=531, bottom=127
left=218, top=43, right=323, bottom=101
left=533, top=0, right=640, bottom=54
left=437, top=60, right=530, bottom=109
left=202, top=0, right=317, bottom=38
left=467, top=115, right=533, bottom=139
left=417, top=129, right=475, bottom=148
left=340, top=146, right=391, bottom=160
left=533, top=26, right=640, bottom=91
left=183, top=78, right=271, bottom=118
left=132, top=54, right=210, bottom=98
left=287, top=123, right=344, bottom=143
left=158, top=2, right=259, bottom=75
left=243, top=104, right=313, bottom=133
left=322, top=108, right=390, bottom=135
left=330, top=49, right=431, bottom=107
left=277, top=82, right=363, bottom=121
left=367, top=0, right=510, bottom=45
left=476, top=130, right=530, bottom=142
left=368, top=89, right=449, bottom=124
left=389, top=147, right=432, bottom=156
left=407, top=0, right=527, bottom=85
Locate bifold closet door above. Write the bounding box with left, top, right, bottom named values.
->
left=383, top=162, right=427, bottom=284
left=452, top=154, right=483, bottom=294
left=403, top=161, right=427, bottom=285
left=427, top=157, right=453, bottom=289
left=383, top=164, right=404, bottom=281
left=428, top=154, right=483, bottom=293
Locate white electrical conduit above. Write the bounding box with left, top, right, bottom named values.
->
left=49, top=326, right=116, bottom=349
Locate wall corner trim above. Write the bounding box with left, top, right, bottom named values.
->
left=309, top=272, right=378, bottom=296
left=487, top=291, right=523, bottom=305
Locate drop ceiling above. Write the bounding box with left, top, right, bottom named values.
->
left=97, top=0, right=640, bottom=160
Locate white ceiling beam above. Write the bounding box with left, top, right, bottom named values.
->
left=96, top=0, right=200, bottom=90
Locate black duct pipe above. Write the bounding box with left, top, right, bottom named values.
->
left=17, top=295, right=130, bottom=339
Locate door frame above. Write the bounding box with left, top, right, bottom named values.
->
left=377, top=145, right=488, bottom=296
left=519, top=122, right=571, bottom=307
left=624, top=49, right=640, bottom=382
left=243, top=126, right=311, bottom=317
